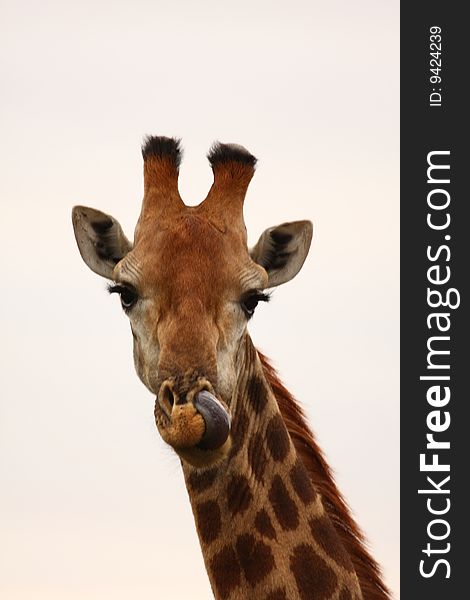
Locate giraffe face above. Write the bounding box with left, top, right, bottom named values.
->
left=113, top=213, right=269, bottom=464
left=72, top=138, right=313, bottom=466
left=115, top=215, right=267, bottom=398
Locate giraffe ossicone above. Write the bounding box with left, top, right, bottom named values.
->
left=72, top=136, right=390, bottom=600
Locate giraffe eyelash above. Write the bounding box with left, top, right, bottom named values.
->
left=107, top=283, right=136, bottom=294
left=252, top=291, right=271, bottom=303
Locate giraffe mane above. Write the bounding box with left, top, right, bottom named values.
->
left=259, top=351, right=391, bottom=600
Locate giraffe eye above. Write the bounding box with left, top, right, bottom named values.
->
left=240, top=291, right=270, bottom=319
left=108, top=284, right=138, bottom=311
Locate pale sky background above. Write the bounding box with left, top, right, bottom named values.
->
left=0, top=1, right=399, bottom=598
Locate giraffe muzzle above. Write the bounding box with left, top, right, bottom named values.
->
left=155, top=382, right=231, bottom=454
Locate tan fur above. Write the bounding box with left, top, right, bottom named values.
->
left=157, top=403, right=206, bottom=448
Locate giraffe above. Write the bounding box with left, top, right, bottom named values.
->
left=72, top=136, right=390, bottom=600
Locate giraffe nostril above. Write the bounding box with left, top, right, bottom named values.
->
left=161, top=385, right=175, bottom=416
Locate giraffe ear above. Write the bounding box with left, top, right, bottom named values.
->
left=72, top=206, right=133, bottom=279
left=250, top=220, right=313, bottom=287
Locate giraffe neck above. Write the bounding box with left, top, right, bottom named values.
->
left=182, top=337, right=363, bottom=600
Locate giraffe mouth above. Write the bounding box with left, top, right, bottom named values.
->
left=155, top=383, right=231, bottom=458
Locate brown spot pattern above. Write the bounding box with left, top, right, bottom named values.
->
left=188, top=467, right=218, bottom=493
left=210, top=545, right=241, bottom=600
left=229, top=406, right=249, bottom=459
left=235, top=534, right=275, bottom=586
left=247, top=375, right=268, bottom=414
left=290, top=459, right=316, bottom=505
left=266, top=414, right=290, bottom=461
left=195, top=500, right=221, bottom=545
left=255, top=508, right=277, bottom=540
left=339, top=589, right=353, bottom=600
left=227, top=474, right=253, bottom=516
left=265, top=589, right=287, bottom=600
left=247, top=431, right=268, bottom=483
left=268, top=475, right=299, bottom=531
left=290, top=543, right=338, bottom=600
left=309, top=516, right=355, bottom=572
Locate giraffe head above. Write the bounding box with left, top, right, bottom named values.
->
left=72, top=137, right=312, bottom=467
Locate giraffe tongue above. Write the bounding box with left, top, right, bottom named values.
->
left=194, top=390, right=231, bottom=451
